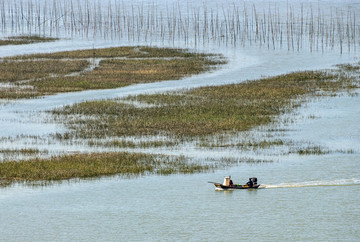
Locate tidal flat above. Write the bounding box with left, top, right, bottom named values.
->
left=0, top=45, right=226, bottom=184
left=1, top=46, right=359, bottom=184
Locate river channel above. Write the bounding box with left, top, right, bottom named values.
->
left=1, top=0, right=360, bottom=241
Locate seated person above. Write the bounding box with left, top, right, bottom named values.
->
left=246, top=178, right=253, bottom=187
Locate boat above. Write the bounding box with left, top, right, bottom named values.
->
left=209, top=176, right=260, bottom=190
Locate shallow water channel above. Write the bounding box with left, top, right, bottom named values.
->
left=1, top=0, right=360, bottom=241
left=1, top=43, right=359, bottom=241
left=1, top=156, right=359, bottom=241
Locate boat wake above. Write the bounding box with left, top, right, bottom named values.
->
left=261, top=178, right=360, bottom=189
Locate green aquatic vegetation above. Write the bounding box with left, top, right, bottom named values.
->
left=336, top=62, right=360, bottom=72
left=294, top=146, right=331, bottom=155
left=0, top=152, right=214, bottom=185
left=0, top=148, right=49, bottom=162
left=13, top=46, right=138, bottom=59
left=199, top=139, right=285, bottom=149
left=0, top=88, right=38, bottom=99
left=0, top=60, right=89, bottom=83
left=337, top=149, right=355, bottom=154
left=219, top=157, right=272, bottom=164
left=37, top=57, right=218, bottom=93
left=0, top=148, right=42, bottom=155
left=54, top=70, right=350, bottom=139
left=0, top=59, right=90, bottom=99
left=8, top=46, right=220, bottom=60
left=88, top=139, right=178, bottom=148
left=0, top=46, right=224, bottom=99
left=292, top=147, right=356, bottom=156
left=0, top=35, right=58, bottom=46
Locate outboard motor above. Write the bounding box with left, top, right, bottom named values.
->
left=252, top=177, right=258, bottom=185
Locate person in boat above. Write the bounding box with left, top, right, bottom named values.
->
left=229, top=179, right=234, bottom=186
left=246, top=178, right=253, bottom=187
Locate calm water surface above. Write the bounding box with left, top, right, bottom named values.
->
left=1, top=81, right=359, bottom=241
left=1, top=0, right=360, bottom=241
left=1, top=155, right=359, bottom=241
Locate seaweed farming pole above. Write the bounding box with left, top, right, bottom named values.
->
left=346, top=8, right=352, bottom=52
left=353, top=10, right=357, bottom=52
left=0, top=0, right=5, bottom=33
left=337, top=10, right=343, bottom=55
left=0, top=0, right=359, bottom=53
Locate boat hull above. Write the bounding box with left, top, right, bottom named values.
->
left=213, top=183, right=260, bottom=190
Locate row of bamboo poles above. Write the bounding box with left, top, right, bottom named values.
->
left=0, top=0, right=359, bottom=53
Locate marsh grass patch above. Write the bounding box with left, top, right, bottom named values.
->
left=0, top=60, right=89, bottom=83
left=0, top=46, right=225, bottom=99
left=0, top=152, right=215, bottom=185
left=54, top=70, right=355, bottom=139
left=0, top=35, right=58, bottom=46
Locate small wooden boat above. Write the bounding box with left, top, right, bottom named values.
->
left=210, top=183, right=261, bottom=190
left=209, top=176, right=260, bottom=190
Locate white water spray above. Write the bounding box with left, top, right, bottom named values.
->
left=262, top=178, right=360, bottom=189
